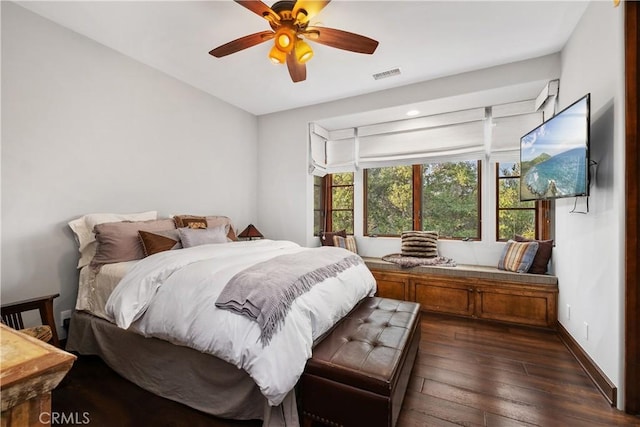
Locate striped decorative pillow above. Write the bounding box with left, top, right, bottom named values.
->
left=401, top=231, right=439, bottom=258
left=333, top=235, right=358, bottom=253
left=498, top=240, right=539, bottom=273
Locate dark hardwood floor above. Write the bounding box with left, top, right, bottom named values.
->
left=52, top=313, right=640, bottom=426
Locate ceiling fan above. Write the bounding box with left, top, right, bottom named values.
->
left=209, top=0, right=379, bottom=83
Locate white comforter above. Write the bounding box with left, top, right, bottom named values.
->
left=105, top=239, right=376, bottom=406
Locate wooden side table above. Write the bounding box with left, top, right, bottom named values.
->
left=0, top=324, right=76, bottom=426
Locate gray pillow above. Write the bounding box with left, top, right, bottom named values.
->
left=178, top=226, right=228, bottom=248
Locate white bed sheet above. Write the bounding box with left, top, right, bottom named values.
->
left=76, top=260, right=138, bottom=320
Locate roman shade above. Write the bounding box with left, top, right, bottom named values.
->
left=309, top=81, right=557, bottom=175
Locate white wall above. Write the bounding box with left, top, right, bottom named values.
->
left=1, top=3, right=259, bottom=337
left=257, top=54, right=561, bottom=265
left=555, top=1, right=626, bottom=408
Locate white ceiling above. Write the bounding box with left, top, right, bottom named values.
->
left=16, top=1, right=588, bottom=116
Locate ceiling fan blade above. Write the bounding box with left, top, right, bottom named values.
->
left=292, top=1, right=331, bottom=22
left=304, top=26, right=378, bottom=54
left=234, top=0, right=279, bottom=22
left=209, top=30, right=275, bottom=58
left=286, top=52, right=307, bottom=83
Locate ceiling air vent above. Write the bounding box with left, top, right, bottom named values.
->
left=372, top=68, right=401, bottom=80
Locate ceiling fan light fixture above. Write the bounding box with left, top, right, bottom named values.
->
left=209, top=0, right=379, bottom=83
left=275, top=27, right=295, bottom=52
left=268, top=45, right=287, bottom=64
left=295, top=39, right=314, bottom=64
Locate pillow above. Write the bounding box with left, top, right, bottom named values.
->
left=514, top=235, right=554, bottom=274
left=175, top=215, right=208, bottom=229
left=333, top=235, right=358, bottom=253
left=205, top=216, right=238, bottom=241
left=178, top=226, right=228, bottom=248
left=498, top=240, right=540, bottom=273
left=68, top=211, right=157, bottom=269
left=320, top=230, right=347, bottom=247
left=401, top=231, right=438, bottom=258
left=173, top=214, right=204, bottom=228
left=138, top=230, right=182, bottom=257
left=90, top=218, right=175, bottom=268
left=173, top=215, right=238, bottom=241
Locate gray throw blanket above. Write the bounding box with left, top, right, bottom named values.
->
left=382, top=253, right=457, bottom=268
left=215, top=247, right=363, bottom=346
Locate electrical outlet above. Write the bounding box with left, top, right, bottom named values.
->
left=61, top=309, right=72, bottom=322
left=584, top=322, right=589, bottom=340
left=566, top=304, right=571, bottom=320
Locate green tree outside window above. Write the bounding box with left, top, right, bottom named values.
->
left=422, top=161, right=480, bottom=239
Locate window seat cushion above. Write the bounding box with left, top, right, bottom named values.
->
left=363, top=257, right=558, bottom=286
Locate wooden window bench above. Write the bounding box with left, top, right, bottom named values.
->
left=364, top=257, right=558, bottom=329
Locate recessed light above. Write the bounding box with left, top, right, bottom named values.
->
left=406, top=110, right=420, bottom=117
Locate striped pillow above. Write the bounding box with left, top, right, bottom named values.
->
left=333, top=235, right=358, bottom=253
left=401, top=231, right=439, bottom=258
left=498, top=240, right=539, bottom=273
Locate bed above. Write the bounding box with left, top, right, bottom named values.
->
left=65, top=212, right=376, bottom=426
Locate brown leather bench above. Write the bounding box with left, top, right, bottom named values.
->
left=301, top=297, right=421, bottom=427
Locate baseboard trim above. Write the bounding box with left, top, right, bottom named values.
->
left=557, top=323, right=616, bottom=406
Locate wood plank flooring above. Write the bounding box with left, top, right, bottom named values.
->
left=52, top=313, right=640, bottom=426
left=401, top=313, right=639, bottom=427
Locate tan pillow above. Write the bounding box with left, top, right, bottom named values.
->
left=333, top=235, right=358, bottom=253
left=91, top=219, right=176, bottom=268
left=498, top=240, right=539, bottom=273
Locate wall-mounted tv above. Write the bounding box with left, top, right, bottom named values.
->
left=520, top=93, right=590, bottom=201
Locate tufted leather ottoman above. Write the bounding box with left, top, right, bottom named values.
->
left=301, top=297, right=421, bottom=427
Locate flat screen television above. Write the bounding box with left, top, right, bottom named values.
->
left=520, top=93, right=590, bottom=201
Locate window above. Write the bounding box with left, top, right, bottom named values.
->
left=330, top=173, right=354, bottom=234
left=315, top=173, right=354, bottom=235
left=365, top=165, right=413, bottom=236
left=365, top=161, right=481, bottom=239
left=422, top=161, right=481, bottom=239
left=496, top=162, right=537, bottom=240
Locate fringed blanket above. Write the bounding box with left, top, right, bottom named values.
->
left=216, top=247, right=363, bottom=346
left=382, top=253, right=457, bottom=268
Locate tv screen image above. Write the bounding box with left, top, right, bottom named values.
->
left=520, top=94, right=590, bottom=201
